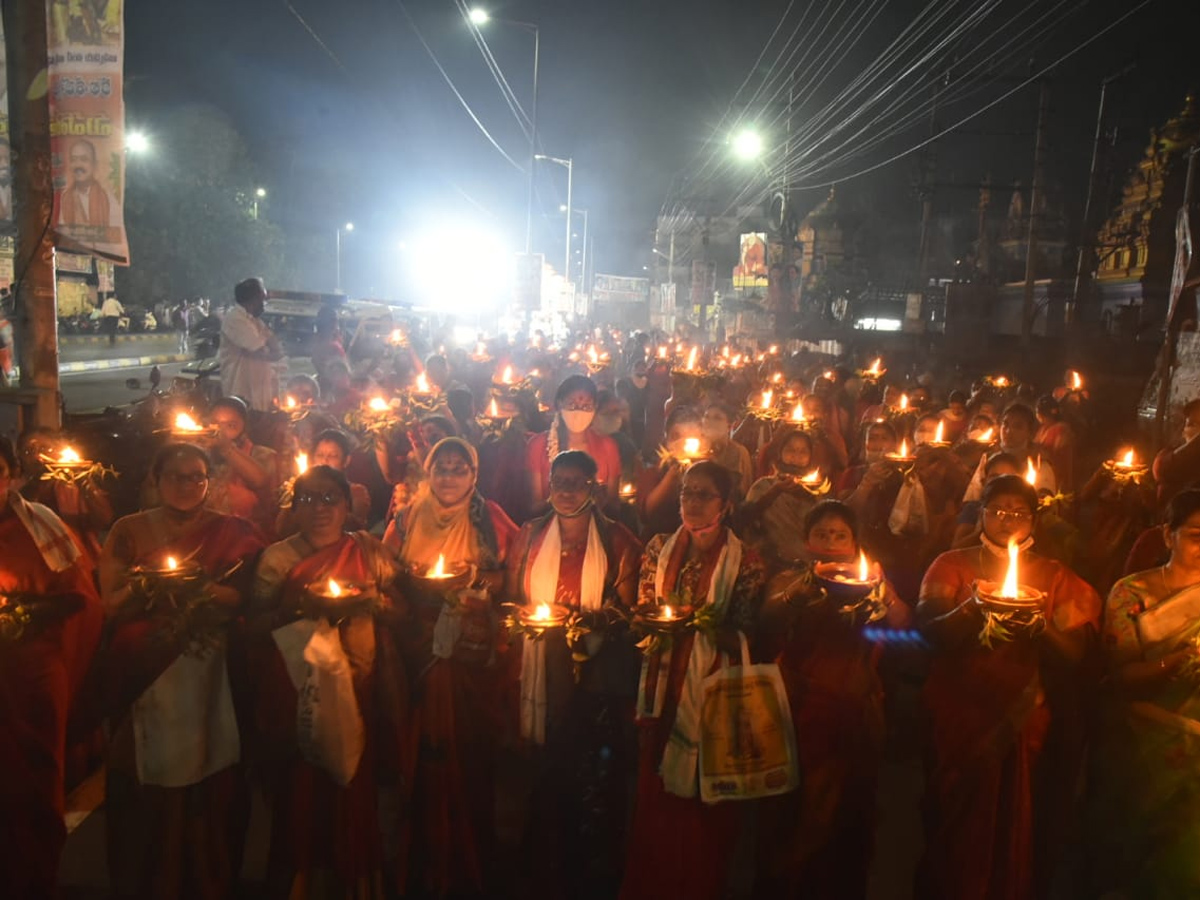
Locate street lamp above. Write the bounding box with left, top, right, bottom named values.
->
left=537, top=154, right=573, bottom=282
left=252, top=187, right=266, bottom=220
left=469, top=10, right=539, bottom=255
left=125, top=131, right=150, bottom=154
left=732, top=128, right=764, bottom=161
left=335, top=222, right=354, bottom=293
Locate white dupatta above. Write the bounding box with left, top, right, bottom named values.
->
left=519, top=514, right=608, bottom=745
left=637, top=527, right=742, bottom=799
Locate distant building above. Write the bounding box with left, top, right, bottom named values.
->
left=1093, top=93, right=1199, bottom=336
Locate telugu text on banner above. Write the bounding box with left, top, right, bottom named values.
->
left=47, top=0, right=129, bottom=264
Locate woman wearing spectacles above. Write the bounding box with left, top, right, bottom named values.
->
left=97, top=442, right=267, bottom=900
left=250, top=464, right=408, bottom=898
left=622, top=460, right=766, bottom=900
left=914, top=474, right=1100, bottom=900
left=385, top=437, right=518, bottom=896
left=504, top=450, right=642, bottom=896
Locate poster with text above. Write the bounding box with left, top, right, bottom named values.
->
left=0, top=16, right=11, bottom=229
left=47, top=0, right=128, bottom=264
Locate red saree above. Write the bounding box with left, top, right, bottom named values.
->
left=0, top=511, right=102, bottom=900
left=99, top=509, right=265, bottom=900
left=916, top=548, right=1100, bottom=900
left=620, top=531, right=766, bottom=900
left=254, top=533, right=409, bottom=899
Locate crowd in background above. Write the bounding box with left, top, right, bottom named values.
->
left=4, top=279, right=1200, bottom=900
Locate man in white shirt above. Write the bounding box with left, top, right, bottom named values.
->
left=217, top=278, right=284, bottom=411
left=100, top=295, right=123, bottom=345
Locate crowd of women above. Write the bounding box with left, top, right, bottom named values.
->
left=2, top=323, right=1199, bottom=900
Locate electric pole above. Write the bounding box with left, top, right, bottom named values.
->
left=1021, top=81, right=1051, bottom=353
left=3, top=0, right=61, bottom=428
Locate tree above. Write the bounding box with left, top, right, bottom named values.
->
left=116, top=104, right=283, bottom=306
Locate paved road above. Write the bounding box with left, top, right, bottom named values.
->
left=60, top=333, right=185, bottom=363
left=62, top=362, right=191, bottom=414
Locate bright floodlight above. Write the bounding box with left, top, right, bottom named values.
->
left=468, top=8, right=490, bottom=25
left=559, top=204, right=568, bottom=213
left=255, top=187, right=267, bottom=198
left=125, top=131, right=150, bottom=154
left=344, top=222, right=355, bottom=232
left=732, top=129, right=763, bottom=161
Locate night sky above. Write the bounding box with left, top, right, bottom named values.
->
left=123, top=0, right=1194, bottom=298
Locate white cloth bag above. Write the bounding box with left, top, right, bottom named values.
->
left=294, top=620, right=366, bottom=786
left=132, top=648, right=240, bottom=788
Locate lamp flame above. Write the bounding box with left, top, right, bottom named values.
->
left=896, top=438, right=909, bottom=457
left=686, top=346, right=698, bottom=371
left=661, top=604, right=674, bottom=620
left=532, top=603, right=552, bottom=622
left=899, top=393, right=909, bottom=411
left=327, top=578, right=343, bottom=598
left=284, top=395, right=298, bottom=410
left=1001, top=540, right=1020, bottom=600
left=429, top=554, right=447, bottom=579
left=166, top=556, right=178, bottom=571
left=173, top=412, right=205, bottom=433
left=683, top=437, right=701, bottom=458
left=415, top=372, right=431, bottom=393
left=934, top=420, right=945, bottom=443
left=769, top=344, right=779, bottom=354
left=368, top=396, right=389, bottom=412
left=488, top=398, right=500, bottom=417
left=868, top=358, right=882, bottom=376
left=792, top=403, right=806, bottom=422
left=658, top=346, right=668, bottom=359
left=994, top=375, right=1009, bottom=388
left=1117, top=448, right=1136, bottom=468
left=1070, top=370, right=1083, bottom=390
left=59, top=446, right=82, bottom=463
left=620, top=482, right=634, bottom=496
left=501, top=365, right=514, bottom=384
left=1024, top=458, right=1039, bottom=487
left=761, top=389, right=773, bottom=409
left=979, top=427, right=995, bottom=443
left=296, top=453, right=308, bottom=475
left=389, top=328, right=405, bottom=345
left=858, top=551, right=870, bottom=582
left=801, top=469, right=821, bottom=484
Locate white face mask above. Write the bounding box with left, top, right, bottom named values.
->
left=593, top=414, right=621, bottom=436
left=864, top=449, right=886, bottom=464
left=561, top=410, right=595, bottom=434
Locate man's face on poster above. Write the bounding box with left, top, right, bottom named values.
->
left=69, top=142, right=96, bottom=188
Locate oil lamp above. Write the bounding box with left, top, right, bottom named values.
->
left=1104, top=447, right=1148, bottom=483
left=885, top=438, right=916, bottom=463
left=171, top=412, right=210, bottom=436
left=973, top=540, right=1045, bottom=646
left=517, top=600, right=570, bottom=632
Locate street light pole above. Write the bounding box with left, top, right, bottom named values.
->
left=537, top=154, right=573, bottom=280
left=335, top=222, right=354, bottom=292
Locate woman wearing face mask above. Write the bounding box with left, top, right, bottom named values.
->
left=621, top=461, right=766, bottom=900
left=915, top=475, right=1100, bottom=900
left=97, top=443, right=267, bottom=900
left=385, top=437, right=518, bottom=896
left=0, top=436, right=103, bottom=899
left=637, top=405, right=703, bottom=541
left=739, top=429, right=821, bottom=566
left=756, top=501, right=908, bottom=898
left=526, top=374, right=622, bottom=518
left=1086, top=488, right=1200, bottom=897
left=702, top=402, right=753, bottom=500
left=505, top=451, right=642, bottom=897
left=595, top=389, right=641, bottom=476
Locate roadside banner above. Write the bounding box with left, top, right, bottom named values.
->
left=47, top=0, right=129, bottom=264
left=593, top=274, right=650, bottom=305
left=0, top=16, right=10, bottom=229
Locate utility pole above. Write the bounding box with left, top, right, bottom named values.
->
left=3, top=0, right=61, bottom=428
left=1068, top=66, right=1133, bottom=330
left=525, top=26, right=540, bottom=255
left=1021, top=81, right=1051, bottom=353
left=915, top=79, right=942, bottom=290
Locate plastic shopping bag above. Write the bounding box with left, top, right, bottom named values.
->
left=297, top=620, right=365, bottom=786
left=698, top=635, right=799, bottom=803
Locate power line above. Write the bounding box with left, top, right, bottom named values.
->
left=392, top=0, right=527, bottom=173
left=451, top=0, right=533, bottom=139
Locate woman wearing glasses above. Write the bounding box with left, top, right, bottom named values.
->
left=621, top=460, right=766, bottom=900
left=1086, top=488, right=1200, bottom=897
left=385, top=437, right=518, bottom=896
left=504, top=450, right=642, bottom=896
left=250, top=465, right=408, bottom=899
left=97, top=443, right=267, bottom=900
left=914, top=474, right=1100, bottom=900
left=526, top=374, right=623, bottom=518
